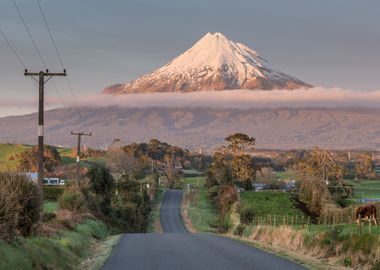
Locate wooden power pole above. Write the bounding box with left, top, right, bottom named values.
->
left=24, top=69, right=66, bottom=221
left=71, top=131, right=92, bottom=182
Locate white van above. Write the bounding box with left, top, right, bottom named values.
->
left=43, top=178, right=65, bottom=186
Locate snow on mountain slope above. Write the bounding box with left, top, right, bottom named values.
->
left=103, top=32, right=311, bottom=94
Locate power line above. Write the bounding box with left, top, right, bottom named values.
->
left=0, top=27, right=39, bottom=89
left=0, top=28, right=26, bottom=68
left=12, top=0, right=48, bottom=68
left=35, top=0, right=65, bottom=69
left=12, top=0, right=67, bottom=109
left=34, top=0, right=99, bottom=149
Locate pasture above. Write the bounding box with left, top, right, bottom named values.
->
left=0, top=143, right=32, bottom=171
left=344, top=179, right=380, bottom=203
left=240, top=191, right=306, bottom=218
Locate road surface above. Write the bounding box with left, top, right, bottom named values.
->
left=102, top=190, right=307, bottom=270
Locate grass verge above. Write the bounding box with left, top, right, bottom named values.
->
left=80, top=235, right=121, bottom=270
left=0, top=219, right=111, bottom=270
left=147, top=190, right=164, bottom=233
left=186, top=189, right=218, bottom=233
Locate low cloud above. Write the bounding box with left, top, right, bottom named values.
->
left=5, top=87, right=380, bottom=110
left=71, top=87, right=380, bottom=109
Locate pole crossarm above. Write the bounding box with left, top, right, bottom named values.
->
left=24, top=69, right=66, bottom=77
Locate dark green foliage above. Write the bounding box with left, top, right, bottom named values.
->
left=110, top=177, right=151, bottom=232
left=343, top=257, right=352, bottom=267
left=234, top=224, right=245, bottom=236
left=87, top=166, right=114, bottom=216
left=240, top=208, right=255, bottom=225
left=43, top=186, right=64, bottom=201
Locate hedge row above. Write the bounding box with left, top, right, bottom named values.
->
left=43, top=186, right=64, bottom=201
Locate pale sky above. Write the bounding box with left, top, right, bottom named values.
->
left=0, top=0, right=379, bottom=116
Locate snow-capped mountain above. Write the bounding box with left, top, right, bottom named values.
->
left=103, top=32, right=311, bottom=94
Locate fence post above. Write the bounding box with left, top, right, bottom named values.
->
left=369, top=218, right=372, bottom=234
left=291, top=215, right=294, bottom=227
left=306, top=216, right=310, bottom=232
left=274, top=215, right=276, bottom=227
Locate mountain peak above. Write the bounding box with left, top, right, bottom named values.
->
left=103, top=32, right=311, bottom=94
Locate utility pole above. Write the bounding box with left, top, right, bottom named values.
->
left=71, top=131, right=92, bottom=182
left=24, top=69, right=66, bottom=222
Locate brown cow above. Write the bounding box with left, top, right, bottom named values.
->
left=356, top=204, right=377, bottom=226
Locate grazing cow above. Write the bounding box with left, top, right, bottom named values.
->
left=356, top=204, right=377, bottom=226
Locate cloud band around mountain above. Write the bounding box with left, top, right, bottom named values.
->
left=3, top=87, right=380, bottom=110
left=77, top=88, right=380, bottom=109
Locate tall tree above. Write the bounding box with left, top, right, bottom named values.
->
left=225, top=133, right=255, bottom=155
left=297, top=147, right=343, bottom=185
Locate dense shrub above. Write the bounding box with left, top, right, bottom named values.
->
left=214, top=185, right=238, bottom=216
left=0, top=172, right=40, bottom=241
left=58, top=184, right=85, bottom=212
left=240, top=208, right=255, bottom=225
left=87, top=166, right=114, bottom=216
left=43, top=186, right=64, bottom=201
left=234, top=224, right=245, bottom=236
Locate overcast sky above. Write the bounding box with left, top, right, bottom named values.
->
left=0, top=0, right=379, bottom=116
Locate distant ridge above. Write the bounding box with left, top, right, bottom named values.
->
left=103, top=32, right=311, bottom=94
left=1, top=107, right=379, bottom=150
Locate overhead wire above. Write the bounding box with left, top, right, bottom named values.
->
left=0, top=27, right=38, bottom=88
left=34, top=0, right=105, bottom=150
left=11, top=0, right=67, bottom=109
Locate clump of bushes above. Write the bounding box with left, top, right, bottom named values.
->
left=0, top=172, right=40, bottom=241
left=208, top=185, right=238, bottom=233
left=43, top=186, right=64, bottom=201
left=240, top=208, right=255, bottom=225
left=234, top=224, right=245, bottom=236
left=58, top=184, right=85, bottom=212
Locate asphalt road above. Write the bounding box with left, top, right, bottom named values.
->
left=102, top=190, right=307, bottom=270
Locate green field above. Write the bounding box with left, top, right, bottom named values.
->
left=240, top=191, right=306, bottom=218
left=0, top=144, right=32, bottom=171
left=344, top=179, right=380, bottom=202
left=182, top=176, right=205, bottom=188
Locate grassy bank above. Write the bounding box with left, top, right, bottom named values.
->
left=0, top=219, right=112, bottom=270
left=147, top=190, right=164, bottom=233
left=238, top=224, right=380, bottom=269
